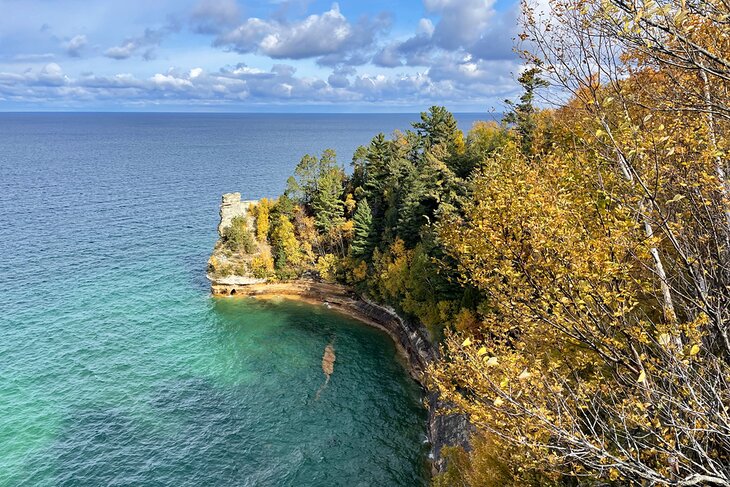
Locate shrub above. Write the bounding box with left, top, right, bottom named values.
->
left=223, top=216, right=257, bottom=254
left=251, top=251, right=275, bottom=279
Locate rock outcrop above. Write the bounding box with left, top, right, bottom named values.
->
left=208, top=193, right=267, bottom=285
left=218, top=192, right=257, bottom=237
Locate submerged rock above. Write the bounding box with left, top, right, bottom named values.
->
left=316, top=343, right=336, bottom=400
left=322, top=343, right=335, bottom=379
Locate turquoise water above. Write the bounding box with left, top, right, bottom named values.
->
left=2, top=293, right=428, bottom=485
left=0, top=113, right=481, bottom=485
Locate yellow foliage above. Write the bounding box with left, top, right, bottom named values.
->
left=453, top=308, right=480, bottom=333
left=251, top=250, right=275, bottom=279
left=271, top=214, right=302, bottom=268
left=430, top=109, right=728, bottom=481
left=351, top=259, right=368, bottom=283
left=316, top=253, right=339, bottom=283
left=453, top=129, right=466, bottom=155
left=344, top=193, right=356, bottom=215
left=340, top=219, right=354, bottom=241
left=253, top=198, right=272, bottom=243
left=433, top=433, right=559, bottom=487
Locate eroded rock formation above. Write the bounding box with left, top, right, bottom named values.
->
left=208, top=193, right=267, bottom=286
left=218, top=192, right=257, bottom=237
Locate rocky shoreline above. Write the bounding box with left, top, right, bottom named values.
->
left=209, top=277, right=471, bottom=473
left=208, top=193, right=471, bottom=474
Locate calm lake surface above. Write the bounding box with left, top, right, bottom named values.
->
left=0, top=112, right=483, bottom=486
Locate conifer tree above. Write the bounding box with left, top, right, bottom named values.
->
left=351, top=198, right=374, bottom=258
left=503, top=67, right=548, bottom=156
left=311, top=165, right=345, bottom=233
left=413, top=106, right=462, bottom=151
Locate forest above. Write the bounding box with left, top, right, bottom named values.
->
left=210, top=0, right=730, bottom=484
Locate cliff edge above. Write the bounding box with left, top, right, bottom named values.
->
left=207, top=193, right=267, bottom=286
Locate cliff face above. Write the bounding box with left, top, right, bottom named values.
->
left=208, top=193, right=471, bottom=473
left=218, top=192, right=257, bottom=237
left=208, top=193, right=267, bottom=285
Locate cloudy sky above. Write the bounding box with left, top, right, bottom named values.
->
left=0, top=0, right=522, bottom=112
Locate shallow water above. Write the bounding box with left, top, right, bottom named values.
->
left=0, top=113, right=481, bottom=486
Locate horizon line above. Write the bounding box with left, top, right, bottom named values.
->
left=0, top=110, right=500, bottom=115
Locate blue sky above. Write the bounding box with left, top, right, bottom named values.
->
left=0, top=0, right=522, bottom=112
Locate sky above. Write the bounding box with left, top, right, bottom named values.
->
left=0, top=0, right=523, bottom=112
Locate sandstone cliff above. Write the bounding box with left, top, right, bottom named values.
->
left=217, top=192, right=257, bottom=237
left=208, top=193, right=267, bottom=285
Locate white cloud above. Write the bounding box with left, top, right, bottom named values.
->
left=259, top=4, right=352, bottom=58
left=424, top=0, right=495, bottom=50
left=63, top=35, right=87, bottom=57
left=0, top=63, right=69, bottom=88
left=0, top=0, right=525, bottom=109
left=0, top=54, right=522, bottom=108
left=104, top=22, right=180, bottom=61
left=150, top=72, right=193, bottom=90
left=417, top=18, right=435, bottom=37
left=38, top=63, right=68, bottom=85
left=213, top=3, right=389, bottom=62
left=105, top=42, right=137, bottom=60
left=373, top=0, right=516, bottom=69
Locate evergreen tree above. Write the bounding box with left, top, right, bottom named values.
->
left=363, top=133, right=389, bottom=199
left=285, top=155, right=316, bottom=204
left=351, top=199, right=374, bottom=258
left=413, top=106, right=461, bottom=150
left=503, top=67, right=548, bottom=156
left=311, top=165, right=345, bottom=233
left=286, top=149, right=342, bottom=207
left=284, top=149, right=346, bottom=235
left=397, top=150, right=462, bottom=246
left=412, top=106, right=470, bottom=177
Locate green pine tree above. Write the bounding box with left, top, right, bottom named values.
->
left=413, top=106, right=461, bottom=150
left=312, top=151, right=345, bottom=233
left=351, top=199, right=374, bottom=258
left=503, top=67, right=549, bottom=156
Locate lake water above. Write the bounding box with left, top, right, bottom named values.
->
left=0, top=112, right=482, bottom=486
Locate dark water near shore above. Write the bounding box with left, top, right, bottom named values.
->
left=0, top=112, right=482, bottom=486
